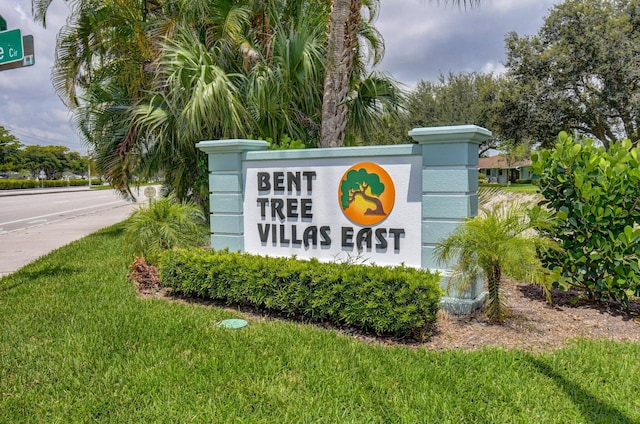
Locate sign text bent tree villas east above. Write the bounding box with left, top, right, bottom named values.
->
left=243, top=157, right=422, bottom=267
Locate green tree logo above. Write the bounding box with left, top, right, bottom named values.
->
left=338, top=162, right=395, bottom=226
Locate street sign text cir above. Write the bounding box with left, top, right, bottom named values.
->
left=0, top=29, right=24, bottom=65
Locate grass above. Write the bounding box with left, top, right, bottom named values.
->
left=1, top=224, right=639, bottom=423
left=480, top=183, right=540, bottom=194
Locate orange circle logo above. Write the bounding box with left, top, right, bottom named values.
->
left=338, top=162, right=395, bottom=226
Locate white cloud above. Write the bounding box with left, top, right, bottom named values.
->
left=480, top=61, right=506, bottom=76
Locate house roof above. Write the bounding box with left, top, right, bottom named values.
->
left=478, top=155, right=531, bottom=169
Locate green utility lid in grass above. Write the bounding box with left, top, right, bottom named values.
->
left=216, top=319, right=248, bottom=329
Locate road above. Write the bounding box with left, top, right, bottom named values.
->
left=0, top=189, right=131, bottom=233
left=0, top=187, right=153, bottom=276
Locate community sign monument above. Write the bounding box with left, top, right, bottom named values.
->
left=197, top=125, right=491, bottom=314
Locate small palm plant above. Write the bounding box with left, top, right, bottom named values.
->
left=124, top=195, right=208, bottom=265
left=434, top=197, right=557, bottom=323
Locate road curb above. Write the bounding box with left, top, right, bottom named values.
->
left=0, top=187, right=93, bottom=197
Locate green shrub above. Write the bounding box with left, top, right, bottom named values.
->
left=266, top=134, right=307, bottom=150
left=0, top=179, right=99, bottom=189
left=515, top=179, right=531, bottom=184
left=44, top=180, right=69, bottom=188
left=159, top=249, right=442, bottom=340
left=123, top=196, right=208, bottom=264
left=0, top=179, right=38, bottom=189
left=531, top=132, right=640, bottom=303
left=69, top=179, right=90, bottom=186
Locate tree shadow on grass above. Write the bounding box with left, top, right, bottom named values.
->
left=0, top=264, right=83, bottom=295
left=527, top=356, right=635, bottom=424
left=94, top=225, right=125, bottom=238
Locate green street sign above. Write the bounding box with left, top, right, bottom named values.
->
left=0, top=15, right=7, bottom=31
left=0, top=35, right=34, bottom=71
left=0, top=28, right=24, bottom=65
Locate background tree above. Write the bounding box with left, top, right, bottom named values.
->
left=501, top=140, right=531, bottom=177
left=22, top=146, right=63, bottom=179
left=496, top=0, right=640, bottom=150
left=406, top=72, right=502, bottom=153
left=0, top=126, right=24, bottom=172
left=367, top=71, right=504, bottom=153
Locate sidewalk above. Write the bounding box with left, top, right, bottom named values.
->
left=0, top=196, right=149, bottom=277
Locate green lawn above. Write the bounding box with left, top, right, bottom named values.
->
left=1, top=224, right=639, bottom=423
left=480, top=183, right=540, bottom=194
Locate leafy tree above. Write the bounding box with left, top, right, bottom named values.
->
left=22, top=146, right=63, bottom=179
left=340, top=168, right=386, bottom=215
left=434, top=198, right=556, bottom=324
left=385, top=72, right=502, bottom=153
left=498, top=0, right=640, bottom=149
left=0, top=126, right=24, bottom=171
left=2, top=140, right=89, bottom=179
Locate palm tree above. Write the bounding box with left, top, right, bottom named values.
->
left=434, top=197, right=556, bottom=323
left=124, top=195, right=207, bottom=264
left=33, top=0, right=405, bottom=201
left=320, top=0, right=380, bottom=148
left=344, top=71, right=403, bottom=146
left=34, top=0, right=159, bottom=198
left=320, top=0, right=482, bottom=148
left=245, top=3, right=327, bottom=145
left=132, top=21, right=252, bottom=205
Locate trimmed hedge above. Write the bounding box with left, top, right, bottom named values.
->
left=0, top=179, right=101, bottom=190
left=0, top=179, right=39, bottom=189
left=160, top=249, right=443, bottom=340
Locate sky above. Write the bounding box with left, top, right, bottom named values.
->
left=0, top=0, right=559, bottom=155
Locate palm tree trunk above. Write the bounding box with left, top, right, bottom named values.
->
left=319, top=0, right=360, bottom=148
left=486, top=262, right=505, bottom=323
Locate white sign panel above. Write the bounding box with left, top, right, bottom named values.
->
left=243, top=156, right=422, bottom=267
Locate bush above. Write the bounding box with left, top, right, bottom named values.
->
left=44, top=180, right=69, bottom=188
left=0, top=179, right=99, bottom=189
left=123, top=196, right=208, bottom=264
left=515, top=179, right=531, bottom=184
left=69, top=179, right=89, bottom=186
left=531, top=132, right=640, bottom=303
left=159, top=249, right=442, bottom=340
left=0, top=179, right=39, bottom=189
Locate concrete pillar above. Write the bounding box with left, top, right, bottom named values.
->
left=409, top=125, right=492, bottom=314
left=195, top=139, right=269, bottom=252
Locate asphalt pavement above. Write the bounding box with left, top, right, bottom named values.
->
left=0, top=186, right=152, bottom=277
